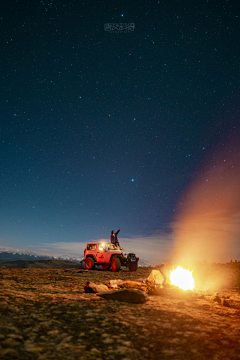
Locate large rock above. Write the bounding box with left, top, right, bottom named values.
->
left=108, top=279, right=124, bottom=289
left=222, top=299, right=240, bottom=309
left=108, top=279, right=146, bottom=290
left=97, top=289, right=149, bottom=303
left=88, top=282, right=109, bottom=293
left=147, top=270, right=165, bottom=285
left=119, top=280, right=147, bottom=291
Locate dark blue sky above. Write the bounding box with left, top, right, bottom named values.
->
left=1, top=0, right=239, bottom=258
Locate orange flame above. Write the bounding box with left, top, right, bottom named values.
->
left=170, top=266, right=195, bottom=291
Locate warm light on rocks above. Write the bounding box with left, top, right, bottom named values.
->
left=170, top=266, right=195, bottom=291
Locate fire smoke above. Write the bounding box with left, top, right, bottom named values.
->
left=171, top=133, right=240, bottom=263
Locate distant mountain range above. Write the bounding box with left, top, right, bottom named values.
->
left=0, top=248, right=83, bottom=264
left=0, top=248, right=151, bottom=267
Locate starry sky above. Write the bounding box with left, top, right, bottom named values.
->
left=1, top=0, right=240, bottom=262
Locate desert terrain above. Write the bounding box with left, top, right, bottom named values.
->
left=0, top=260, right=239, bottom=360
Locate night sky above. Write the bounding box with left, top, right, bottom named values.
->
left=1, top=0, right=239, bottom=262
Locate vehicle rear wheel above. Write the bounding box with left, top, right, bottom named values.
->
left=102, top=264, right=111, bottom=271
left=129, top=263, right=138, bottom=272
left=85, top=257, right=95, bottom=270
left=111, top=257, right=121, bottom=272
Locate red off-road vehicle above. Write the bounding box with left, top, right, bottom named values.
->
left=84, top=242, right=139, bottom=272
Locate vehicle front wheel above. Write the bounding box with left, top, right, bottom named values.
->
left=85, top=257, right=95, bottom=270
left=102, top=264, right=111, bottom=271
left=111, top=257, right=121, bottom=272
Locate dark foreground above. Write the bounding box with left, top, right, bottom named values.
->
left=0, top=263, right=239, bottom=360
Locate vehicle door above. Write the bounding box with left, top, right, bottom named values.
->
left=95, top=243, right=107, bottom=263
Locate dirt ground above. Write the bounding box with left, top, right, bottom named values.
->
left=0, top=263, right=239, bottom=359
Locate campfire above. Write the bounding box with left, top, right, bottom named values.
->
left=170, top=266, right=195, bottom=291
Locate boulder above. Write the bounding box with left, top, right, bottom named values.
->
left=148, top=288, right=166, bottom=296
left=147, top=270, right=165, bottom=285
left=108, top=279, right=124, bottom=289
left=222, top=299, right=240, bottom=309
left=212, top=294, right=222, bottom=303
left=84, top=282, right=109, bottom=293
left=88, top=282, right=109, bottom=293
left=97, top=289, right=148, bottom=303
left=119, top=280, right=147, bottom=291
left=108, top=279, right=147, bottom=290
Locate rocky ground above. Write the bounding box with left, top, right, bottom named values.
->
left=0, top=261, right=240, bottom=360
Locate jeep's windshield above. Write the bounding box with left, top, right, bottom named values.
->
left=98, top=243, right=107, bottom=251
left=107, top=243, right=120, bottom=250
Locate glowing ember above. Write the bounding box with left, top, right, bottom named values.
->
left=170, top=266, right=195, bottom=291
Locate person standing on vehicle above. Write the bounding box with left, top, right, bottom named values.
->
left=110, top=229, right=120, bottom=247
